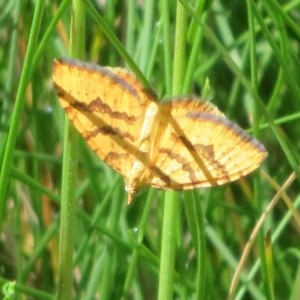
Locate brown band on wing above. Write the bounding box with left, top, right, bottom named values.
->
left=192, top=143, right=230, bottom=181
left=105, top=151, right=129, bottom=162
left=68, top=97, right=137, bottom=124
left=166, top=118, right=218, bottom=185
left=56, top=58, right=141, bottom=100
left=187, top=112, right=267, bottom=153
left=76, top=117, right=135, bottom=143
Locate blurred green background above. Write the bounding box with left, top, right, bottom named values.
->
left=0, top=0, right=300, bottom=299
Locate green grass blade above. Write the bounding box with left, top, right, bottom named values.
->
left=56, top=0, right=85, bottom=299
left=158, top=2, right=187, bottom=299
left=0, top=0, right=44, bottom=232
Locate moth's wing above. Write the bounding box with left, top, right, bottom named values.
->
left=53, top=58, right=154, bottom=176
left=149, top=98, right=267, bottom=190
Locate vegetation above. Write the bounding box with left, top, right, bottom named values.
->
left=0, top=0, right=300, bottom=299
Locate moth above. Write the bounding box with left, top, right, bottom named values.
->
left=53, top=58, right=267, bottom=203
